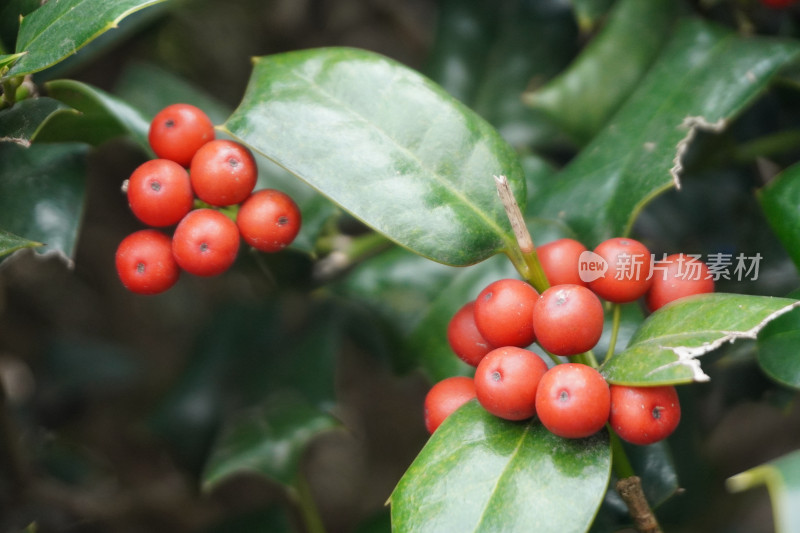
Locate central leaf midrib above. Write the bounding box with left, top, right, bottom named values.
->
left=471, top=424, right=531, bottom=532
left=284, top=64, right=513, bottom=247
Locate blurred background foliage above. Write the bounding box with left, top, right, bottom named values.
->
left=4, top=0, right=800, bottom=532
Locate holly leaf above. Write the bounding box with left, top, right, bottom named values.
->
left=7, top=0, right=168, bottom=78
left=727, top=449, right=800, bottom=533
left=36, top=79, right=151, bottom=148
left=202, top=396, right=340, bottom=490
left=601, top=293, right=800, bottom=386
left=758, top=162, right=800, bottom=273
left=528, top=18, right=800, bottom=247
left=523, top=0, right=680, bottom=144
left=223, top=47, right=525, bottom=267
left=0, top=142, right=87, bottom=262
left=0, top=229, right=42, bottom=258
left=0, top=97, right=74, bottom=145
left=757, top=302, right=800, bottom=389
left=391, top=401, right=611, bottom=533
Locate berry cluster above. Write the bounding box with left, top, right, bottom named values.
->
left=425, top=236, right=715, bottom=446
left=115, top=104, right=302, bottom=295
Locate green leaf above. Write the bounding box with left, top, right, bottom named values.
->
left=0, top=228, right=42, bottom=258
left=7, top=0, right=168, bottom=77
left=601, top=293, right=800, bottom=386
left=524, top=0, right=680, bottom=144
left=202, top=396, right=339, bottom=490
left=0, top=52, right=25, bottom=71
left=569, top=0, right=615, bottom=32
left=757, top=302, right=800, bottom=389
left=36, top=79, right=150, bottom=148
left=528, top=18, right=800, bottom=247
left=727, top=449, right=800, bottom=533
left=758, top=162, right=800, bottom=273
left=0, top=97, right=74, bottom=145
left=391, top=401, right=611, bottom=533
left=0, top=142, right=88, bottom=261
left=223, top=47, right=525, bottom=266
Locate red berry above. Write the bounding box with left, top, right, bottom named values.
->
left=474, top=347, right=548, bottom=421
left=609, top=385, right=681, bottom=445
left=535, top=363, right=610, bottom=439
left=190, top=140, right=257, bottom=207
left=236, top=189, right=302, bottom=252
left=446, top=301, right=495, bottom=367
left=588, top=237, right=653, bottom=303
left=115, top=230, right=179, bottom=295
left=645, top=253, right=714, bottom=312
left=148, top=103, right=215, bottom=167
left=532, top=284, right=604, bottom=356
left=536, top=238, right=589, bottom=287
left=474, top=279, right=538, bottom=348
left=126, top=159, right=193, bottom=227
left=423, top=376, right=476, bottom=433
left=171, top=209, right=240, bottom=277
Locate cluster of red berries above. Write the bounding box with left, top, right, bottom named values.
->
left=115, top=104, right=302, bottom=295
left=424, top=236, right=715, bottom=446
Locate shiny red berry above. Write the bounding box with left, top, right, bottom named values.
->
left=171, top=209, right=240, bottom=277
left=535, top=363, right=610, bottom=439
left=645, top=253, right=714, bottom=312
left=536, top=238, right=589, bottom=287
left=148, top=103, right=215, bottom=167
left=474, top=347, right=548, bottom=421
left=609, top=385, right=681, bottom=445
left=446, top=301, right=495, bottom=367
left=190, top=140, right=258, bottom=207
left=589, top=237, right=653, bottom=303
left=474, top=279, right=538, bottom=348
left=532, top=284, right=604, bottom=356
left=115, top=230, right=179, bottom=295
left=126, top=159, right=193, bottom=227
left=423, top=376, right=476, bottom=433
left=236, top=189, right=302, bottom=252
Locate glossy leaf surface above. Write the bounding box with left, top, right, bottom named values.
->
left=727, top=450, right=800, bottom=533
left=758, top=163, right=800, bottom=272
left=203, top=397, right=339, bottom=490
left=528, top=18, right=800, bottom=247
left=391, top=401, right=611, bottom=533
left=0, top=142, right=87, bottom=261
left=7, top=0, right=167, bottom=77
left=37, top=79, right=150, bottom=148
left=524, top=0, right=679, bottom=144
left=602, top=294, right=800, bottom=386
left=0, top=96, right=73, bottom=144
left=224, top=47, right=525, bottom=266
left=757, top=302, right=800, bottom=389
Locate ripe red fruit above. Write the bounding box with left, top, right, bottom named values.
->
left=423, top=376, right=476, bottom=433
left=126, top=159, right=194, bottom=227
left=535, top=363, right=610, bottom=439
left=236, top=189, right=302, bottom=252
left=474, top=279, right=538, bottom=348
left=115, top=230, right=180, bottom=295
left=171, top=209, right=240, bottom=277
left=190, top=140, right=258, bottom=207
left=609, top=385, right=681, bottom=445
left=645, top=253, right=714, bottom=312
left=536, top=238, right=589, bottom=287
left=474, top=347, right=548, bottom=421
left=148, top=103, right=215, bottom=167
left=446, top=301, right=494, bottom=367
left=589, top=237, right=653, bottom=303
left=532, top=284, right=604, bottom=356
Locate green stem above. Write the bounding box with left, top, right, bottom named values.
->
left=291, top=471, right=327, bottom=533
left=609, top=429, right=635, bottom=479
left=604, top=303, right=622, bottom=362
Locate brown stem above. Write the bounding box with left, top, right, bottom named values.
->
left=616, top=476, right=662, bottom=533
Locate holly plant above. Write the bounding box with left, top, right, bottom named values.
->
left=5, top=0, right=800, bottom=532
